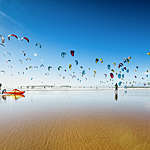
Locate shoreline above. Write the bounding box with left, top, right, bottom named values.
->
left=19, top=87, right=150, bottom=92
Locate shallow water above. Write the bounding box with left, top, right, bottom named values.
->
left=0, top=89, right=150, bottom=150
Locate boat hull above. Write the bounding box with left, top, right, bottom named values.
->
left=4, top=91, right=25, bottom=95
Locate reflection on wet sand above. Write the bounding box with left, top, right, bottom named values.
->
left=115, top=90, right=118, bottom=101
left=1, top=94, right=25, bottom=101
left=2, top=95, right=7, bottom=100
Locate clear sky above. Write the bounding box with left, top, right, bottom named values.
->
left=0, top=0, right=150, bottom=87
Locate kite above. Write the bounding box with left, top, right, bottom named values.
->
left=75, top=60, right=78, bottom=65
left=26, top=57, right=31, bottom=61
left=80, top=66, right=83, bottom=69
left=121, top=68, right=124, bottom=72
left=128, top=56, right=131, bottom=59
left=118, top=81, right=122, bottom=86
left=8, top=34, right=18, bottom=40
left=61, top=52, right=67, bottom=58
left=29, top=66, right=32, bottom=69
left=95, top=58, right=99, bottom=64
left=104, top=74, right=107, bottom=77
left=136, top=66, right=139, bottom=69
left=35, top=43, right=42, bottom=48
left=40, top=64, right=44, bottom=68
left=100, top=58, right=103, bottom=63
left=118, top=74, right=121, bottom=79
left=118, top=63, right=123, bottom=68
left=113, top=62, right=116, bottom=67
left=111, top=69, right=115, bottom=72
left=94, top=70, right=96, bottom=77
left=110, top=73, right=114, bottom=79
left=82, top=70, right=86, bottom=77
left=70, top=50, right=74, bottom=56
left=0, top=35, right=5, bottom=43
left=48, top=66, right=52, bottom=71
left=69, top=64, right=72, bottom=70
left=107, top=65, right=111, bottom=70
left=58, top=66, right=62, bottom=71
left=21, top=37, right=29, bottom=43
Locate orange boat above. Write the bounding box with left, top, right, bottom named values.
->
left=3, top=89, right=25, bottom=95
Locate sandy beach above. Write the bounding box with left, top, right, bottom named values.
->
left=0, top=89, right=150, bottom=150
left=1, top=0, right=150, bottom=149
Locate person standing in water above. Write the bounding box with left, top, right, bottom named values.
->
left=0, top=83, right=2, bottom=90
left=0, top=83, right=2, bottom=94
left=115, top=83, right=118, bottom=91
left=114, top=83, right=118, bottom=101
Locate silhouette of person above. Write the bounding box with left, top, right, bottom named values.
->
left=115, top=83, right=118, bottom=91
left=0, top=83, right=2, bottom=91
left=114, top=83, right=118, bottom=101
left=2, top=89, right=6, bottom=94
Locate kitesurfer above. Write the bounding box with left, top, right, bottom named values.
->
left=0, top=83, right=2, bottom=91
left=115, top=83, right=118, bottom=91
left=2, top=89, right=6, bottom=94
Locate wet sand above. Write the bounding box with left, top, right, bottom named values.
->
left=0, top=90, right=150, bottom=150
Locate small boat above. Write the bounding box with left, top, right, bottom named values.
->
left=3, top=89, right=25, bottom=95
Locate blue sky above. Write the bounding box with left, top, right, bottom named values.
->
left=0, top=0, right=150, bottom=87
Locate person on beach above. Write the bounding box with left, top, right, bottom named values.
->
left=114, top=83, right=118, bottom=101
left=0, top=83, right=2, bottom=90
left=115, top=83, right=118, bottom=91
left=0, top=83, right=2, bottom=94
left=2, top=89, right=6, bottom=94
